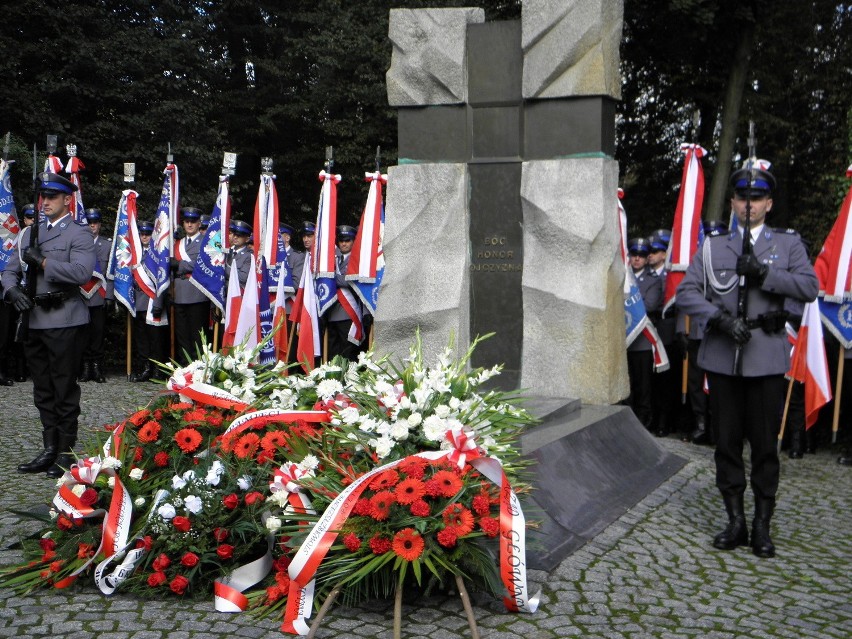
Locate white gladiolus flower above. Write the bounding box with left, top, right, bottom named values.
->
left=192, top=369, right=206, bottom=383
left=102, top=456, right=122, bottom=469
left=184, top=495, right=203, bottom=514
left=237, top=475, right=253, bottom=491
left=339, top=406, right=360, bottom=424
left=407, top=412, right=423, bottom=427
left=265, top=516, right=283, bottom=532
left=129, top=468, right=145, bottom=480
left=434, top=404, right=451, bottom=419
left=298, top=455, right=319, bottom=472
left=412, top=387, right=432, bottom=407
left=399, top=396, right=411, bottom=410
left=422, top=415, right=447, bottom=441
left=157, top=503, right=176, bottom=520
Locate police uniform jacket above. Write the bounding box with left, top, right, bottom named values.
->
left=326, top=249, right=354, bottom=322
left=225, top=246, right=252, bottom=291
left=1, top=216, right=95, bottom=329
left=650, top=266, right=676, bottom=345
left=288, top=250, right=306, bottom=286
left=173, top=233, right=208, bottom=304
left=676, top=227, right=818, bottom=377
left=627, top=267, right=662, bottom=353
left=85, top=234, right=114, bottom=308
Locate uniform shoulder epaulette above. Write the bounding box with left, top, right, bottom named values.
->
left=708, top=229, right=728, bottom=237
left=771, top=227, right=800, bottom=236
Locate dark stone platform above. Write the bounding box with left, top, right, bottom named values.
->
left=520, top=398, right=687, bottom=571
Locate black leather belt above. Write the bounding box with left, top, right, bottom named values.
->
left=33, top=289, right=77, bottom=308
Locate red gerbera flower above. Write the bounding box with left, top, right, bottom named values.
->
left=128, top=409, right=151, bottom=427
left=234, top=433, right=261, bottom=459
left=395, top=478, right=426, bottom=505
left=431, top=470, right=463, bottom=498
left=443, top=503, right=475, bottom=537
left=174, top=428, right=203, bottom=453
left=260, top=430, right=288, bottom=454
left=369, top=490, right=395, bottom=521
left=137, top=420, right=161, bottom=443
left=392, top=528, right=424, bottom=561
left=369, top=469, right=400, bottom=491
left=170, top=401, right=193, bottom=411
left=207, top=414, right=224, bottom=428
left=183, top=408, right=207, bottom=423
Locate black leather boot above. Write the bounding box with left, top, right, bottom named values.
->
left=0, top=373, right=12, bottom=386
left=91, top=362, right=106, bottom=383
left=78, top=361, right=92, bottom=383
left=788, top=424, right=804, bottom=459
left=691, top=417, right=709, bottom=445
left=18, top=430, right=58, bottom=473
left=751, top=498, right=776, bottom=558
left=15, top=358, right=27, bottom=382
left=713, top=494, right=748, bottom=550
left=137, top=363, right=153, bottom=382
left=46, top=435, right=77, bottom=479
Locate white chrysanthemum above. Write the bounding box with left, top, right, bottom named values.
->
left=71, top=484, right=86, bottom=497
left=184, top=495, right=203, bottom=514
left=407, top=412, right=423, bottom=427
left=102, top=456, right=122, bottom=469
left=206, top=460, right=224, bottom=486
left=129, top=468, right=144, bottom=480
left=298, top=455, right=319, bottom=472
left=266, top=515, right=283, bottom=532
left=390, top=421, right=409, bottom=440
left=434, top=404, right=451, bottom=419
left=237, top=475, right=253, bottom=491
left=373, top=435, right=395, bottom=459
left=157, top=503, right=176, bottom=520
left=373, top=379, right=394, bottom=395
left=359, top=418, right=377, bottom=433
left=134, top=497, right=146, bottom=507
left=422, top=415, right=447, bottom=441
left=316, top=379, right=344, bottom=400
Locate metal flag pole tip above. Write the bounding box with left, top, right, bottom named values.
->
left=261, top=156, right=273, bottom=175
left=46, top=135, right=57, bottom=155
left=124, top=163, right=136, bottom=184
left=222, top=152, right=237, bottom=176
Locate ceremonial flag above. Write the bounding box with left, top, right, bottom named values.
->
left=0, top=159, right=21, bottom=272
left=256, top=256, right=277, bottom=366
left=144, top=163, right=178, bottom=297
left=253, top=173, right=281, bottom=288
left=222, top=260, right=243, bottom=351
left=233, top=252, right=260, bottom=352
left=663, top=144, right=706, bottom=315
left=123, top=198, right=156, bottom=300
left=189, top=176, right=228, bottom=311
left=272, top=263, right=290, bottom=362
left=347, top=170, right=386, bottom=314
left=818, top=299, right=852, bottom=349
left=314, top=170, right=340, bottom=315
left=290, top=252, right=321, bottom=372
left=64, top=154, right=86, bottom=225
left=788, top=301, right=831, bottom=429
left=44, top=154, right=63, bottom=174
left=107, top=190, right=138, bottom=316
left=814, top=165, right=852, bottom=302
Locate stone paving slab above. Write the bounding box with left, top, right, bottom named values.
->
left=0, top=378, right=850, bottom=638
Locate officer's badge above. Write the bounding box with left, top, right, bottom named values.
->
left=203, top=230, right=225, bottom=267
left=116, top=236, right=132, bottom=269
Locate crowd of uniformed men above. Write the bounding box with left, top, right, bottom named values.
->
left=1, top=161, right=849, bottom=558
left=0, top=171, right=370, bottom=478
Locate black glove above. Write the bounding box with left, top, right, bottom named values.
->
left=169, top=257, right=180, bottom=274
left=4, top=287, right=34, bottom=312
left=675, top=331, right=689, bottom=352
left=152, top=305, right=163, bottom=320
left=736, top=254, right=768, bottom=283
left=211, top=307, right=223, bottom=322
left=22, top=246, right=45, bottom=270
left=711, top=313, right=751, bottom=345
left=104, top=299, right=116, bottom=314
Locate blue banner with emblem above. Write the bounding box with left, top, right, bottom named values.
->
left=818, top=298, right=852, bottom=349
left=257, top=256, right=276, bottom=366
left=188, top=179, right=227, bottom=311
left=625, top=270, right=649, bottom=347
left=107, top=190, right=137, bottom=316
left=0, top=160, right=20, bottom=273
left=144, top=165, right=177, bottom=298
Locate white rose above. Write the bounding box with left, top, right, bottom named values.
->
left=267, top=491, right=289, bottom=507
left=206, top=460, right=224, bottom=486
left=129, top=468, right=145, bottom=480
left=237, top=475, right=253, bottom=491
left=184, top=495, right=203, bottom=514
left=102, top=456, right=122, bottom=469
left=373, top=435, right=394, bottom=459
left=449, top=397, right=461, bottom=410
left=265, top=516, right=283, bottom=532
left=390, top=421, right=409, bottom=440
left=157, top=503, right=176, bottom=520
left=407, top=412, right=423, bottom=427
left=182, top=469, right=197, bottom=482
left=359, top=418, right=376, bottom=433
left=222, top=378, right=234, bottom=390
left=223, top=358, right=235, bottom=371
left=172, top=474, right=187, bottom=490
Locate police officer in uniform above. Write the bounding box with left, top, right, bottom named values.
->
left=170, top=207, right=210, bottom=365
left=1, top=173, right=96, bottom=478
left=225, top=219, right=253, bottom=290
left=677, top=161, right=818, bottom=558
left=78, top=208, right=114, bottom=383
left=626, top=237, right=662, bottom=429
left=325, top=225, right=362, bottom=361
left=289, top=221, right=315, bottom=286
left=130, top=220, right=168, bottom=381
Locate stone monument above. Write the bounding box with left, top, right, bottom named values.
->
left=376, top=1, right=628, bottom=405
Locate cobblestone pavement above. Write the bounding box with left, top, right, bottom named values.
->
left=0, top=377, right=850, bottom=638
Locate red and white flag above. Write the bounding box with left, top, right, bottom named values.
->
left=347, top=171, right=386, bottom=283
left=788, top=300, right=831, bottom=428
left=814, top=165, right=852, bottom=301
left=272, top=264, right=290, bottom=363
left=222, top=262, right=243, bottom=351
left=289, top=252, right=321, bottom=372
left=233, top=253, right=260, bottom=352
left=314, top=170, right=340, bottom=280
left=664, top=144, right=706, bottom=315
left=253, top=173, right=280, bottom=268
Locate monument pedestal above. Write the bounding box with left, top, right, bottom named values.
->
left=522, top=399, right=686, bottom=571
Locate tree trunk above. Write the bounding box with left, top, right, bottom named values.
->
left=705, top=18, right=756, bottom=222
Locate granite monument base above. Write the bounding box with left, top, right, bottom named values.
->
left=521, top=399, right=687, bottom=571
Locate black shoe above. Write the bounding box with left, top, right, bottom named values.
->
left=789, top=450, right=804, bottom=459
left=713, top=494, right=748, bottom=550
left=751, top=519, right=776, bottom=558
left=17, top=449, right=58, bottom=473
left=46, top=453, right=75, bottom=479
left=0, top=376, right=13, bottom=386
left=691, top=420, right=709, bottom=445
left=838, top=456, right=852, bottom=466
left=78, top=361, right=92, bottom=382
left=91, top=363, right=106, bottom=384
left=14, top=375, right=26, bottom=382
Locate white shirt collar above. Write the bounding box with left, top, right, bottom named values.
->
left=749, top=224, right=765, bottom=244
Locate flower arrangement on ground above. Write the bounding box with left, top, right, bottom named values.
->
left=0, top=335, right=539, bottom=635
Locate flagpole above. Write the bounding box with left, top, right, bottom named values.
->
left=167, top=145, right=177, bottom=362
left=777, top=376, right=795, bottom=454
left=124, top=162, right=136, bottom=381
left=832, top=349, right=844, bottom=443
left=681, top=316, right=690, bottom=404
